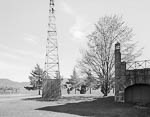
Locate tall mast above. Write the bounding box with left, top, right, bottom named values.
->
left=45, top=0, right=60, bottom=79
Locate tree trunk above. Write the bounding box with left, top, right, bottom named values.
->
left=104, top=61, right=109, bottom=97
left=38, top=88, right=40, bottom=95
left=101, top=81, right=108, bottom=97
left=113, top=87, right=114, bottom=94
left=105, top=88, right=108, bottom=96
left=104, top=93, right=107, bottom=96
left=105, top=82, right=108, bottom=96
left=90, top=88, right=92, bottom=94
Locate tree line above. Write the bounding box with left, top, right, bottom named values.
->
left=0, top=87, right=19, bottom=94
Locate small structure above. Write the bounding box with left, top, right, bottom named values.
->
left=115, top=42, right=150, bottom=104
left=42, top=78, right=61, bottom=100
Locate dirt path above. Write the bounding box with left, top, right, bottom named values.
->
left=0, top=95, right=150, bottom=117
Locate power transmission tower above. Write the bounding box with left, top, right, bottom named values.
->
left=42, top=0, right=61, bottom=100
left=45, top=0, right=60, bottom=79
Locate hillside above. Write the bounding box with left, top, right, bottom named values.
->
left=0, top=79, right=30, bottom=88
left=0, top=79, right=32, bottom=94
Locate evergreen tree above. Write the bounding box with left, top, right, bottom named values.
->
left=66, top=68, right=80, bottom=94
left=29, top=64, right=46, bottom=95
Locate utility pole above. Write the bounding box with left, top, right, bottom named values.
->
left=42, top=0, right=61, bottom=100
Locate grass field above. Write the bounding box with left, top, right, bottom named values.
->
left=0, top=94, right=150, bottom=117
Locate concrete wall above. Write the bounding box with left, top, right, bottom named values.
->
left=126, top=68, right=150, bottom=87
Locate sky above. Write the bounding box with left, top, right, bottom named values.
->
left=0, top=0, right=150, bottom=82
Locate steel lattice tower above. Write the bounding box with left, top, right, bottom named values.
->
left=45, top=0, right=60, bottom=79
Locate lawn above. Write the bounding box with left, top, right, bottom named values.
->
left=0, top=94, right=150, bottom=117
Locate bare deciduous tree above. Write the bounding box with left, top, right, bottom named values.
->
left=78, top=15, right=142, bottom=96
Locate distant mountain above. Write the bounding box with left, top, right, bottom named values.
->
left=0, top=78, right=70, bottom=89
left=0, top=79, right=39, bottom=94
left=0, top=79, right=30, bottom=88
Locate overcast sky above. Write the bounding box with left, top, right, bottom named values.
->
left=0, top=0, right=150, bottom=82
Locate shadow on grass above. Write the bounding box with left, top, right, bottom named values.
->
left=35, top=96, right=138, bottom=117
left=22, top=95, right=98, bottom=102
left=22, top=95, right=102, bottom=103
left=22, top=96, right=44, bottom=101
left=22, top=96, right=150, bottom=117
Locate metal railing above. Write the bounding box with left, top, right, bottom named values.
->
left=126, top=60, right=150, bottom=70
